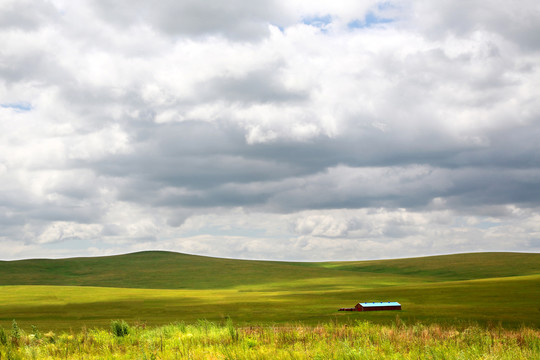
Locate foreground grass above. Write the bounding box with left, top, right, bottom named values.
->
left=1, top=320, right=538, bottom=359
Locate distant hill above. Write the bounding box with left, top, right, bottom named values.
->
left=1, top=251, right=361, bottom=290
left=317, top=252, right=540, bottom=280
left=1, top=251, right=538, bottom=290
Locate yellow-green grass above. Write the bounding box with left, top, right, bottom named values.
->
left=1, top=275, right=538, bottom=332
left=0, top=251, right=538, bottom=332
left=2, top=321, right=538, bottom=359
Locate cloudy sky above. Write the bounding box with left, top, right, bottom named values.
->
left=1, top=0, right=539, bottom=261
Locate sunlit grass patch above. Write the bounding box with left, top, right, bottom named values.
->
left=1, top=274, right=539, bottom=331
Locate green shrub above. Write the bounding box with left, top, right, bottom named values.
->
left=31, top=325, right=41, bottom=340
left=244, top=337, right=257, bottom=348
left=10, top=320, right=21, bottom=341
left=110, top=320, right=130, bottom=337
left=0, top=326, right=7, bottom=345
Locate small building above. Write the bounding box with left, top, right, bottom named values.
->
left=355, top=302, right=401, bottom=311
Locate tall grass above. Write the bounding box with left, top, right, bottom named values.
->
left=0, top=320, right=537, bottom=359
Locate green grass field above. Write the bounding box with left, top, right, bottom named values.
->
left=2, top=320, right=538, bottom=359
left=0, top=251, right=539, bottom=332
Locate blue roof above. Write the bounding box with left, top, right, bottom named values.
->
left=358, top=302, right=400, bottom=307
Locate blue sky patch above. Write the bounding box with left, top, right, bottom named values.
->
left=475, top=221, right=500, bottom=229
left=271, top=23, right=285, bottom=32
left=348, top=12, right=393, bottom=29
left=302, top=15, right=332, bottom=30
left=1, top=102, right=32, bottom=112
left=377, top=1, right=396, bottom=11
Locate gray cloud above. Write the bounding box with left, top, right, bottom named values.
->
left=73, top=115, right=540, bottom=215
left=91, top=0, right=290, bottom=40
left=201, top=68, right=310, bottom=104
left=0, top=0, right=539, bottom=260
left=411, top=0, right=540, bottom=50
left=0, top=0, right=59, bottom=31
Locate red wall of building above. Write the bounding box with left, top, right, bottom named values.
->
left=356, top=304, right=401, bottom=311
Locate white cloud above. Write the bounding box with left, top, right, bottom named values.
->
left=36, top=221, right=103, bottom=244
left=0, top=0, right=539, bottom=260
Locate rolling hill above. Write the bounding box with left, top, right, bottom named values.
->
left=1, top=251, right=538, bottom=289
left=0, top=251, right=538, bottom=331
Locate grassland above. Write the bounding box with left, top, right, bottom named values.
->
left=1, top=320, right=538, bottom=359
left=0, top=251, right=539, bottom=332
left=3, top=251, right=539, bottom=289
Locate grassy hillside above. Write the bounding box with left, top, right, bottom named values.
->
left=1, top=251, right=537, bottom=289
left=319, top=252, right=540, bottom=280
left=0, top=251, right=538, bottom=331
left=0, top=251, right=346, bottom=289
left=0, top=251, right=421, bottom=290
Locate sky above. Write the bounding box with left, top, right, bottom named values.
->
left=0, top=0, right=539, bottom=261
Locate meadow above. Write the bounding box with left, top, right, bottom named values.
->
left=0, top=251, right=539, bottom=358
left=0, top=251, right=539, bottom=332
left=1, top=319, right=538, bottom=359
